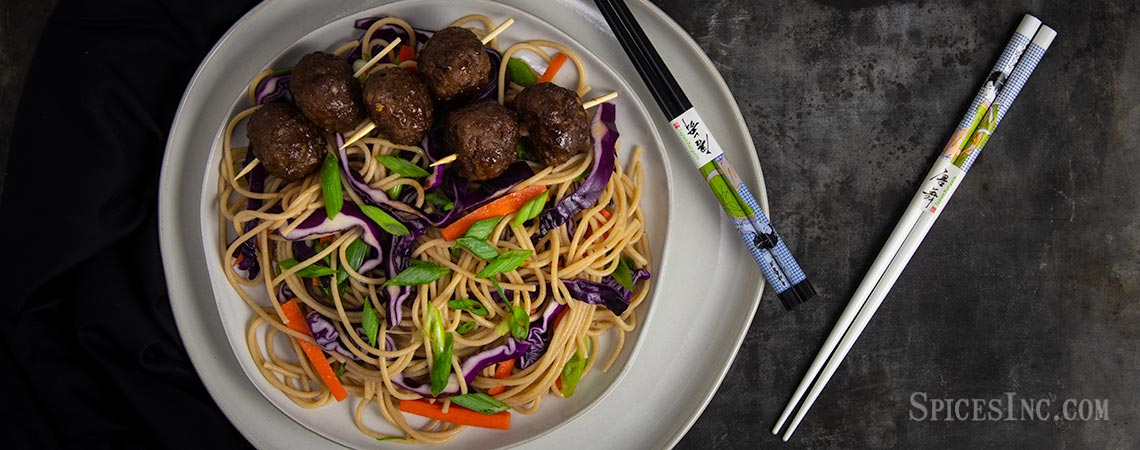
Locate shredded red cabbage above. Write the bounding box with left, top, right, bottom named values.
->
left=538, top=102, right=618, bottom=235
left=561, top=269, right=650, bottom=316
left=381, top=228, right=423, bottom=329
left=280, top=203, right=387, bottom=272
left=306, top=312, right=360, bottom=360
left=519, top=301, right=567, bottom=369
left=233, top=151, right=267, bottom=279
left=253, top=70, right=292, bottom=105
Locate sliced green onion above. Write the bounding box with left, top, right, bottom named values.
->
left=456, top=321, right=476, bottom=334
left=477, top=249, right=533, bottom=278
left=359, top=204, right=411, bottom=236
left=425, top=192, right=455, bottom=211
left=512, top=191, right=548, bottom=227
left=277, top=259, right=336, bottom=278
left=448, top=299, right=489, bottom=317
left=507, top=57, right=538, bottom=87
left=385, top=261, right=450, bottom=286
left=613, top=256, right=634, bottom=291
left=561, top=351, right=586, bottom=397
left=509, top=305, right=529, bottom=340
left=464, top=216, right=502, bottom=241
left=449, top=393, right=510, bottom=414
left=455, top=237, right=499, bottom=260
left=320, top=153, right=343, bottom=219
left=376, top=155, right=430, bottom=178
left=333, top=362, right=347, bottom=377
left=362, top=300, right=380, bottom=347
left=387, top=184, right=403, bottom=200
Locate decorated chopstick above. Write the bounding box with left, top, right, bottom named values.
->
left=593, top=0, right=814, bottom=308
left=775, top=19, right=1056, bottom=441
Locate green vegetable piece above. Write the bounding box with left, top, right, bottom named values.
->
left=337, top=238, right=371, bottom=285
left=425, top=192, right=455, bottom=211
left=333, top=362, right=347, bottom=377
left=362, top=300, right=380, bottom=347
left=427, top=308, right=446, bottom=355
left=456, top=237, right=500, bottom=260
left=456, top=321, right=476, bottom=334
left=613, top=256, right=634, bottom=291
left=449, top=393, right=510, bottom=414
left=509, top=305, right=529, bottom=340
left=385, top=261, right=450, bottom=286
left=561, top=352, right=586, bottom=397
left=515, top=142, right=534, bottom=161
left=430, top=332, right=454, bottom=396
left=507, top=57, right=538, bottom=87
left=277, top=259, right=336, bottom=278
left=321, top=153, right=343, bottom=219
left=387, top=184, right=403, bottom=200
left=464, top=216, right=503, bottom=241
left=477, top=249, right=533, bottom=278
left=376, top=155, right=430, bottom=178
left=448, top=299, right=489, bottom=317
left=359, top=204, right=411, bottom=236
left=512, top=191, right=549, bottom=227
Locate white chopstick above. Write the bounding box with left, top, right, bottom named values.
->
left=773, top=20, right=1056, bottom=441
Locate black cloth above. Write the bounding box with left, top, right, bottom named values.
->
left=1, top=0, right=258, bottom=448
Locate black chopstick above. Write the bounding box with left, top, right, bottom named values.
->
left=592, top=0, right=815, bottom=308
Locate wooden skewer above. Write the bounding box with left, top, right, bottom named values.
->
left=339, top=121, right=378, bottom=150
left=234, top=158, right=260, bottom=181
left=582, top=91, right=618, bottom=110
left=429, top=154, right=458, bottom=167
left=480, top=18, right=514, bottom=44
left=353, top=37, right=403, bottom=78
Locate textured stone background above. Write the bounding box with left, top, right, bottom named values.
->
left=2, top=0, right=1137, bottom=448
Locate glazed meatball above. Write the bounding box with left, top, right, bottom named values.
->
left=445, top=100, right=519, bottom=180
left=418, top=27, right=492, bottom=101
left=246, top=102, right=326, bottom=182
left=363, top=67, right=435, bottom=145
left=513, top=82, right=592, bottom=166
left=290, top=52, right=366, bottom=133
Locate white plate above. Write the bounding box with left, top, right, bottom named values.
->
left=159, top=0, right=769, bottom=449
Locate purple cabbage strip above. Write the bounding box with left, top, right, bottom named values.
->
left=519, top=301, right=567, bottom=369
left=336, top=134, right=429, bottom=223
left=233, top=151, right=267, bottom=279
left=280, top=203, right=385, bottom=272
left=275, top=282, right=295, bottom=304
left=389, top=338, right=529, bottom=397
left=538, top=102, right=618, bottom=235
left=561, top=269, right=650, bottom=316
left=381, top=227, right=423, bottom=329
left=254, top=70, right=292, bottom=105
left=306, top=312, right=360, bottom=360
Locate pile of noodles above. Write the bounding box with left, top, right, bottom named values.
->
left=217, top=15, right=651, bottom=443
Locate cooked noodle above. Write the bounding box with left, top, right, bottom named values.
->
left=219, top=14, right=651, bottom=443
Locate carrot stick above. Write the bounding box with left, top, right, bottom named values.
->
left=397, top=44, right=415, bottom=63
left=231, top=253, right=245, bottom=268
left=486, top=359, right=516, bottom=395
left=537, top=53, right=568, bottom=84
left=440, top=185, right=547, bottom=240
left=399, top=399, right=511, bottom=430
left=281, top=299, right=348, bottom=401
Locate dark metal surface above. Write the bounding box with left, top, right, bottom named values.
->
left=651, top=1, right=1140, bottom=448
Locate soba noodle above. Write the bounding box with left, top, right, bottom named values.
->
left=219, top=15, right=651, bottom=443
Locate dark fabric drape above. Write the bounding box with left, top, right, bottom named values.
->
left=1, top=0, right=259, bottom=448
